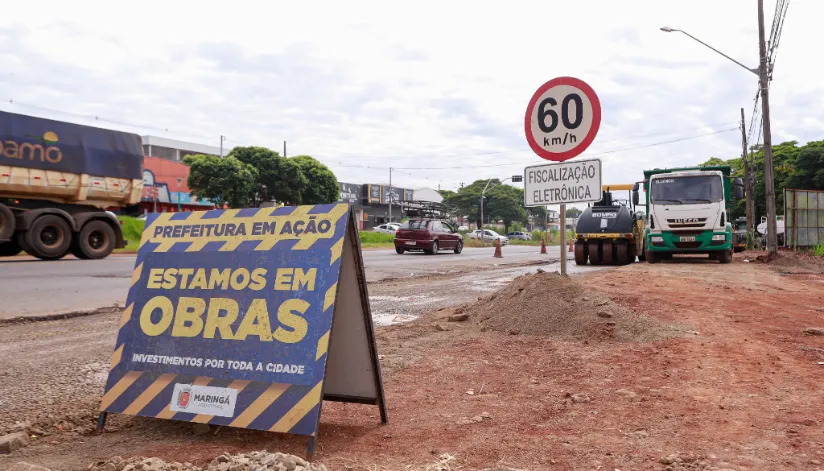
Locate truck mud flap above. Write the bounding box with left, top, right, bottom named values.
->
left=0, top=203, right=14, bottom=240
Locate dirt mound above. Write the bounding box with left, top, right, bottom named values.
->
left=750, top=250, right=824, bottom=274
left=457, top=270, right=683, bottom=342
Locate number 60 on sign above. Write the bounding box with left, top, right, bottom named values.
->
left=524, top=76, right=601, bottom=162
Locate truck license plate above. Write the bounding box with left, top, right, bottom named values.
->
left=680, top=236, right=696, bottom=242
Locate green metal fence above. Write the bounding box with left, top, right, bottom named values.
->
left=785, top=188, right=824, bottom=248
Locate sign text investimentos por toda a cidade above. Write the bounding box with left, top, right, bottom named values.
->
left=98, top=203, right=387, bottom=458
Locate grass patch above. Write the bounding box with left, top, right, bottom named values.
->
left=359, top=232, right=395, bottom=245
left=117, top=216, right=144, bottom=252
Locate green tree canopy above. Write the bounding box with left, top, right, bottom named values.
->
left=442, top=179, right=528, bottom=231
left=228, top=146, right=306, bottom=207
left=183, top=154, right=256, bottom=209
left=565, top=207, right=582, bottom=218
left=185, top=146, right=340, bottom=208
left=698, top=139, right=824, bottom=221
left=291, top=155, right=339, bottom=204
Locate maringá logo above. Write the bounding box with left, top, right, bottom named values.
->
left=177, top=386, right=192, bottom=409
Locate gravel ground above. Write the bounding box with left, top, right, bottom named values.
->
left=0, top=259, right=602, bottom=438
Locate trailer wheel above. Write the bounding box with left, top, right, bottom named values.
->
left=616, top=242, right=629, bottom=265
left=0, top=204, right=14, bottom=241
left=602, top=240, right=614, bottom=264
left=71, top=220, right=116, bottom=260
left=588, top=242, right=601, bottom=265
left=25, top=215, right=71, bottom=260
left=0, top=241, right=21, bottom=257
left=574, top=242, right=588, bottom=265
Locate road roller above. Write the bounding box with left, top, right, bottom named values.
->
left=573, top=184, right=645, bottom=265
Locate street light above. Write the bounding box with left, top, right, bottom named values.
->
left=660, top=19, right=778, bottom=254
left=659, top=27, right=759, bottom=75
left=479, top=175, right=522, bottom=245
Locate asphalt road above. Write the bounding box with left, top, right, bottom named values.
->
left=0, top=245, right=565, bottom=319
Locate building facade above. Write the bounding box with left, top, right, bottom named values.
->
left=336, top=182, right=443, bottom=230
left=141, top=135, right=228, bottom=162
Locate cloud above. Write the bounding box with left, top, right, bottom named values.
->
left=0, top=0, right=821, bottom=202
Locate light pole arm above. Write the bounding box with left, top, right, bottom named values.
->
left=671, top=29, right=759, bottom=76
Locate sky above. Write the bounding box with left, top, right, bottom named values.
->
left=1, top=0, right=822, bottom=206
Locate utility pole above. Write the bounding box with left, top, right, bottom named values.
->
left=219, top=135, right=226, bottom=157
left=758, top=0, right=778, bottom=254
left=739, top=108, right=753, bottom=234
left=283, top=141, right=287, bottom=157
left=388, top=167, right=393, bottom=223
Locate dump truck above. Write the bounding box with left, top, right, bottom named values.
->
left=633, top=165, right=744, bottom=264
left=732, top=216, right=747, bottom=252
left=0, top=111, right=144, bottom=259
left=574, top=184, right=646, bottom=265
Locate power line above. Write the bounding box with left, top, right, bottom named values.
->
left=391, top=128, right=739, bottom=170
left=0, top=98, right=226, bottom=144
left=340, top=121, right=739, bottom=162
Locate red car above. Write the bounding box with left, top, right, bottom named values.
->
left=393, top=219, right=463, bottom=255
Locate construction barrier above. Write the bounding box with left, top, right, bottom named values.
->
left=97, top=204, right=387, bottom=458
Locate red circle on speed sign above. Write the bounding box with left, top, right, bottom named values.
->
left=524, top=76, right=601, bottom=162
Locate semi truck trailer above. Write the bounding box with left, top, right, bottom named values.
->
left=632, top=165, right=744, bottom=264
left=0, top=111, right=144, bottom=260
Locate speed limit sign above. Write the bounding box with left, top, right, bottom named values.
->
left=524, top=76, right=601, bottom=162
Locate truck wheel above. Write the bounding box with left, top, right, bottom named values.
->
left=71, top=220, right=116, bottom=260
left=616, top=242, right=629, bottom=265
left=602, top=240, right=614, bottom=264
left=0, top=204, right=14, bottom=241
left=646, top=250, right=659, bottom=264
left=0, top=241, right=21, bottom=257
left=25, top=215, right=72, bottom=260
left=588, top=242, right=601, bottom=265
left=574, top=242, right=588, bottom=265
left=719, top=250, right=733, bottom=264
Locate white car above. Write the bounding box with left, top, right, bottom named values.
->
left=373, top=223, right=401, bottom=235
left=507, top=231, right=532, bottom=241
left=468, top=229, right=509, bottom=245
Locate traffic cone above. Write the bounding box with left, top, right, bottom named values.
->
left=493, top=238, right=503, bottom=258
left=540, top=238, right=547, bottom=254
left=568, top=239, right=574, bottom=252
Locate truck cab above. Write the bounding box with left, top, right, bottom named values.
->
left=635, top=166, right=744, bottom=264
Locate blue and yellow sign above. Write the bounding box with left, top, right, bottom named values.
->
left=99, top=203, right=365, bottom=442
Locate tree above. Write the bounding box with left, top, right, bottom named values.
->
left=228, top=146, right=306, bottom=207
left=438, top=189, right=456, bottom=199
left=565, top=207, right=582, bottom=219
left=698, top=139, right=824, bottom=222
left=487, top=184, right=527, bottom=233
left=291, top=155, right=339, bottom=204
left=442, top=179, right=490, bottom=228
left=184, top=154, right=256, bottom=209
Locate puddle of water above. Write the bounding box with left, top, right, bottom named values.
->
left=370, top=295, right=444, bottom=306
left=372, top=312, right=420, bottom=326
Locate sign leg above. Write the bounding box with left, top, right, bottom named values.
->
left=560, top=204, right=567, bottom=276
left=307, top=436, right=317, bottom=462
left=96, top=412, right=108, bottom=433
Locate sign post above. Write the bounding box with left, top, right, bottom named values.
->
left=97, top=204, right=387, bottom=459
left=524, top=76, right=602, bottom=275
